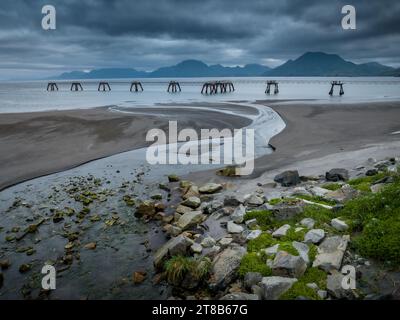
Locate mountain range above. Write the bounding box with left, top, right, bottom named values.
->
left=54, top=52, right=397, bottom=80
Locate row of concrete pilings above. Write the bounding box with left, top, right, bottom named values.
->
left=47, top=80, right=346, bottom=95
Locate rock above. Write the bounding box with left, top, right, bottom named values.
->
left=272, top=251, right=307, bottom=278
left=84, top=242, right=96, bottom=250
left=132, top=271, right=146, bottom=284
left=245, top=218, right=258, bottom=229
left=176, top=211, right=205, bottom=230
left=272, top=204, right=303, bottom=220
left=370, top=183, right=385, bottom=193
left=168, top=174, right=180, bottom=182
left=164, top=225, right=183, bottom=237
left=224, top=194, right=244, bottom=207
left=313, top=235, right=350, bottom=271
left=300, top=218, right=315, bottom=229
left=246, top=230, right=262, bottom=241
left=181, top=196, right=201, bottom=209
left=366, top=169, right=378, bottom=176
left=317, top=290, right=328, bottom=299
left=325, top=185, right=360, bottom=203
left=291, top=187, right=312, bottom=197
left=154, top=235, right=193, bottom=269
left=274, top=170, right=301, bottom=187
left=292, top=241, right=310, bottom=265
left=327, top=270, right=355, bottom=299
left=264, top=244, right=280, bottom=256
left=244, top=272, right=263, bottom=290
left=220, top=293, right=259, bottom=300
left=219, top=237, right=233, bottom=246
left=245, top=194, right=264, bottom=207
left=199, top=183, right=223, bottom=194
left=19, top=264, right=32, bottom=273
left=209, top=247, right=246, bottom=290
left=227, top=221, right=244, bottom=234
left=231, top=205, right=246, bottom=224
left=272, top=224, right=291, bottom=238
left=331, top=218, right=349, bottom=231
left=308, top=186, right=330, bottom=197
left=306, top=282, right=319, bottom=290
left=251, top=285, right=264, bottom=299
left=304, top=229, right=325, bottom=244
left=201, top=237, right=216, bottom=248
left=191, top=243, right=203, bottom=253
left=136, top=200, right=156, bottom=217
left=0, top=272, right=3, bottom=288
left=325, top=168, right=349, bottom=182
left=260, top=276, right=298, bottom=300
left=182, top=186, right=200, bottom=200
left=0, top=259, right=11, bottom=270
left=176, top=205, right=193, bottom=215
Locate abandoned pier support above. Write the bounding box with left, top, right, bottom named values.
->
left=47, top=82, right=59, bottom=91
left=167, top=81, right=181, bottom=93
left=70, top=82, right=83, bottom=91
left=201, top=81, right=235, bottom=95
left=130, top=81, right=144, bottom=92
left=265, top=81, right=279, bottom=95
left=329, top=81, right=344, bottom=96
left=98, top=82, right=111, bottom=92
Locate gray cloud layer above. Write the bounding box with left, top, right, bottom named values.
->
left=0, top=0, right=399, bottom=79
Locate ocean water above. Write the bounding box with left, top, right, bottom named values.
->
left=0, top=77, right=400, bottom=113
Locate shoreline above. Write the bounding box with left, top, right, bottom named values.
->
left=186, top=100, right=400, bottom=186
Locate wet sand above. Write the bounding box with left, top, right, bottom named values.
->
left=187, top=101, right=400, bottom=185
left=0, top=106, right=251, bottom=191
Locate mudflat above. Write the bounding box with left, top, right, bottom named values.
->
left=0, top=106, right=250, bottom=190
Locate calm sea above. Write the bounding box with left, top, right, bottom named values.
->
left=0, top=77, right=399, bottom=113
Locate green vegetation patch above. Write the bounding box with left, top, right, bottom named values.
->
left=321, top=183, right=342, bottom=191
left=244, top=210, right=276, bottom=231
left=238, top=252, right=272, bottom=277
left=295, top=194, right=337, bottom=206
left=247, top=233, right=276, bottom=252
left=348, top=171, right=390, bottom=192
left=164, top=256, right=211, bottom=285
left=280, top=267, right=327, bottom=300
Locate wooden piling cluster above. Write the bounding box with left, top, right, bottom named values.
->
left=47, top=82, right=59, bottom=91
left=167, top=81, right=181, bottom=93
left=70, top=82, right=83, bottom=91
left=130, top=81, right=144, bottom=92
left=265, top=81, right=279, bottom=94
left=98, top=82, right=111, bottom=91
left=329, top=81, right=344, bottom=96
left=201, top=81, right=235, bottom=95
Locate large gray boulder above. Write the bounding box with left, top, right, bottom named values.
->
left=272, top=204, right=303, bottom=221
left=176, top=211, right=205, bottom=230
left=260, top=276, right=298, bottom=300
left=325, top=185, right=360, bottom=203
left=272, top=251, right=307, bottom=278
left=331, top=218, right=349, bottom=231
left=153, top=235, right=193, bottom=269
left=199, top=183, right=223, bottom=194
left=209, top=247, right=246, bottom=290
left=304, top=229, right=325, bottom=244
left=274, top=170, right=301, bottom=187
left=245, top=194, right=264, bottom=207
left=231, top=204, right=246, bottom=224
left=313, top=235, right=350, bottom=271
left=325, top=168, right=349, bottom=182
left=292, top=241, right=310, bottom=265
left=227, top=221, right=244, bottom=234
left=181, top=196, right=201, bottom=209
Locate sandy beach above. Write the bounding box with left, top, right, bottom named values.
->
left=187, top=100, right=400, bottom=186
left=0, top=105, right=251, bottom=191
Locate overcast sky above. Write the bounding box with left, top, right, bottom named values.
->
left=0, top=0, right=399, bottom=79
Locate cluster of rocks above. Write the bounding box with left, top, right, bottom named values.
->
left=154, top=157, right=398, bottom=300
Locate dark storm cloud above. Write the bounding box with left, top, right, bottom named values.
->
left=0, top=0, right=399, bottom=79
